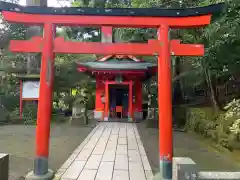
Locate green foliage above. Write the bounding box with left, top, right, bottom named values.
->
left=0, top=94, right=19, bottom=112
left=185, top=107, right=217, bottom=137
left=185, top=99, right=240, bottom=151
left=22, top=103, right=38, bottom=125
left=173, top=107, right=187, bottom=128
left=54, top=54, right=95, bottom=91
left=8, top=107, right=22, bottom=123
left=0, top=107, right=9, bottom=123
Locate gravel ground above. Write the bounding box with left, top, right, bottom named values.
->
left=0, top=122, right=96, bottom=180
left=137, top=120, right=240, bottom=174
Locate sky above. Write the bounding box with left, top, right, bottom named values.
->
left=19, top=0, right=71, bottom=7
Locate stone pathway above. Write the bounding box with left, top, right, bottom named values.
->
left=55, top=122, right=153, bottom=180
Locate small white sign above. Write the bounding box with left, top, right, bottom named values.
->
left=22, top=81, right=40, bottom=99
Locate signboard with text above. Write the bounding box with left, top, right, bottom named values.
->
left=22, top=81, right=40, bottom=99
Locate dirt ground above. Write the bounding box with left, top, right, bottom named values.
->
left=0, top=121, right=96, bottom=180
left=137, top=120, right=240, bottom=174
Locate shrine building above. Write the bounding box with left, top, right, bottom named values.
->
left=77, top=55, right=157, bottom=122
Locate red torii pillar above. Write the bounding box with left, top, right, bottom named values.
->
left=33, top=23, right=55, bottom=178
left=158, top=24, right=172, bottom=178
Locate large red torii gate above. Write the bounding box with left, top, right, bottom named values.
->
left=0, top=2, right=223, bottom=180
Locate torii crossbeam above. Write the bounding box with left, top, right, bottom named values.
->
left=0, top=1, right=224, bottom=180
left=10, top=38, right=204, bottom=56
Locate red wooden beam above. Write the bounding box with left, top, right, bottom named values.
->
left=2, top=11, right=211, bottom=28
left=10, top=37, right=43, bottom=53
left=9, top=37, right=204, bottom=56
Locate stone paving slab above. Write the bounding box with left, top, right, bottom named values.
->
left=55, top=122, right=153, bottom=180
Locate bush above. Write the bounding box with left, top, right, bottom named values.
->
left=184, top=107, right=217, bottom=136
left=22, top=102, right=38, bottom=124
left=173, top=106, right=187, bottom=128
left=87, top=95, right=95, bottom=110
left=184, top=99, right=240, bottom=151
left=0, top=95, right=19, bottom=112
left=0, top=107, right=9, bottom=124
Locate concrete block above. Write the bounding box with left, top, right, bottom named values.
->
left=114, top=155, right=128, bottom=170
left=102, top=149, right=116, bottom=161
left=118, top=138, right=127, bottom=145
left=77, top=169, right=97, bottom=180
left=116, top=145, right=127, bottom=155
left=95, top=162, right=114, bottom=180
left=198, top=172, right=240, bottom=180
left=129, top=161, right=146, bottom=180
left=85, top=155, right=102, bottom=169
left=0, top=153, right=9, bottom=180
left=112, top=170, right=129, bottom=180
left=173, top=157, right=198, bottom=180
left=61, top=161, right=85, bottom=179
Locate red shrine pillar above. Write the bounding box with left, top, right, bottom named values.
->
left=128, top=80, right=133, bottom=121
left=104, top=81, right=109, bottom=121
left=95, top=77, right=105, bottom=120
left=135, top=80, right=143, bottom=120
left=31, top=23, right=55, bottom=178
left=101, top=26, right=112, bottom=121
left=158, top=25, right=173, bottom=179
left=19, top=80, right=23, bottom=119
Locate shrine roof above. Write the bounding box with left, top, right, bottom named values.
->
left=77, top=57, right=156, bottom=71
left=0, top=2, right=224, bottom=17
left=17, top=74, right=40, bottom=80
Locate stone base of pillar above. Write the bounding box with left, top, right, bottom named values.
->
left=25, top=170, right=54, bottom=180
left=134, top=111, right=143, bottom=121
left=128, top=117, right=133, bottom=121
left=104, top=116, right=109, bottom=121
left=102, top=111, right=109, bottom=121
left=127, top=112, right=132, bottom=121
left=103, top=116, right=109, bottom=121
left=94, top=110, right=103, bottom=120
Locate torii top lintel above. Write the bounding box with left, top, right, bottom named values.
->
left=0, top=2, right=224, bottom=28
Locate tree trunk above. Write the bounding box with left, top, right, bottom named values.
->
left=84, top=103, right=88, bottom=125
left=204, top=64, right=219, bottom=111
left=26, top=0, right=47, bottom=74
left=173, top=57, right=183, bottom=105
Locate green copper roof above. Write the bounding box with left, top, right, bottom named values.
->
left=78, top=57, right=156, bottom=70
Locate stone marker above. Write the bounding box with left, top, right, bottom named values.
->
left=0, top=153, right=9, bottom=180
